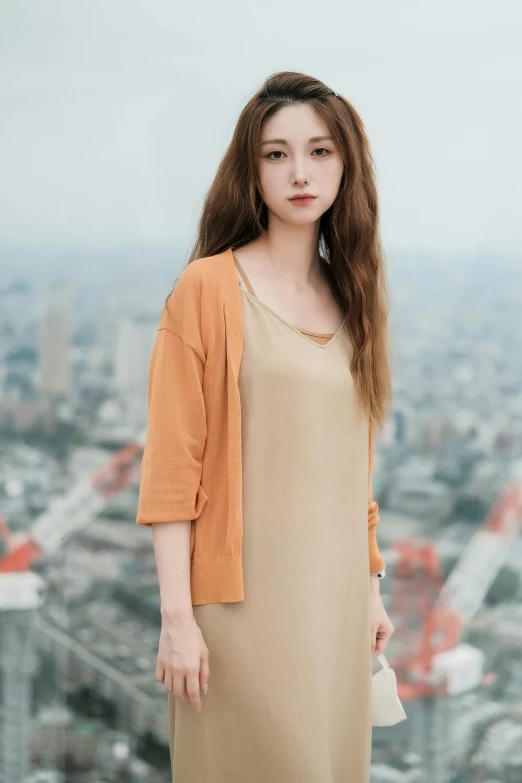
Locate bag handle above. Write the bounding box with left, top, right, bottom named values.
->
left=376, top=653, right=390, bottom=671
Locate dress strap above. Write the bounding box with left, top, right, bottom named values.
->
left=233, top=254, right=257, bottom=297
left=233, top=250, right=335, bottom=338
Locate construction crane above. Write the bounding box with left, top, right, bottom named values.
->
left=387, top=462, right=522, bottom=782
left=0, top=432, right=521, bottom=782
left=0, top=430, right=145, bottom=783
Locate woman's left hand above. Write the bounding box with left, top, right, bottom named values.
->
left=370, top=593, right=394, bottom=657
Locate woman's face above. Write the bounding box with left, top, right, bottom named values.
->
left=257, top=103, right=344, bottom=225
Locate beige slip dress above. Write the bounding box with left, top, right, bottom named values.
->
left=168, top=252, right=373, bottom=782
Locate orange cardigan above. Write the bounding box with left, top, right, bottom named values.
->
left=136, top=247, right=385, bottom=605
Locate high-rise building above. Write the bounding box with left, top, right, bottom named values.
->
left=113, top=314, right=158, bottom=422
left=38, top=281, right=73, bottom=399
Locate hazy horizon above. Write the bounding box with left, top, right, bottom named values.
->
left=1, top=1, right=521, bottom=257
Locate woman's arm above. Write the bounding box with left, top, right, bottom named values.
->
left=152, top=520, right=193, bottom=619
left=368, top=425, right=394, bottom=654
left=136, top=282, right=210, bottom=711
left=152, top=518, right=210, bottom=712
left=136, top=322, right=208, bottom=526
left=368, top=425, right=386, bottom=575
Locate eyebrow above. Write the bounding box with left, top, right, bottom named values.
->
left=260, top=135, right=334, bottom=146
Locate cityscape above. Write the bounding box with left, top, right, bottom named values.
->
left=0, top=245, right=521, bottom=782
left=2, top=0, right=521, bottom=777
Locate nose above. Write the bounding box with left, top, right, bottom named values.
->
left=292, top=155, right=309, bottom=185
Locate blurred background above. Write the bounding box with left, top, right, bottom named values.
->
left=1, top=1, right=522, bottom=781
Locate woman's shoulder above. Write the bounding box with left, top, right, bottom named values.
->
left=161, top=248, right=234, bottom=339
left=168, top=248, right=232, bottom=299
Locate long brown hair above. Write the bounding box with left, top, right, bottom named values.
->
left=176, top=70, right=392, bottom=431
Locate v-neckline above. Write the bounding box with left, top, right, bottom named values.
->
left=229, top=248, right=347, bottom=351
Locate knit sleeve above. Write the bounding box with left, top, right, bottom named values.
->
left=368, top=425, right=385, bottom=573
left=136, top=322, right=208, bottom=526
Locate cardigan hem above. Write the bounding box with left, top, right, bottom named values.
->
left=190, top=551, right=245, bottom=606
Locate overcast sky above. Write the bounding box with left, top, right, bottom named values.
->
left=1, top=0, right=521, bottom=257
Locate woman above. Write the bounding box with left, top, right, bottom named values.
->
left=136, top=70, right=394, bottom=782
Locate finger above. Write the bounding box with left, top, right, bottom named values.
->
left=163, top=669, right=174, bottom=693
left=374, top=632, right=388, bottom=655
left=370, top=626, right=377, bottom=655
left=155, top=662, right=165, bottom=684
left=186, top=671, right=202, bottom=712
left=172, top=668, right=189, bottom=700
left=200, top=650, right=210, bottom=695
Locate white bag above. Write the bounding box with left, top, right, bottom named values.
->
left=371, top=653, right=407, bottom=727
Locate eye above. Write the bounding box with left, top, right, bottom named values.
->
left=264, top=148, right=332, bottom=160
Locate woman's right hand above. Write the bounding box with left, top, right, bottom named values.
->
left=155, top=611, right=210, bottom=713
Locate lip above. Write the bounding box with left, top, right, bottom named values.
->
left=288, top=195, right=317, bottom=206
left=289, top=193, right=316, bottom=201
